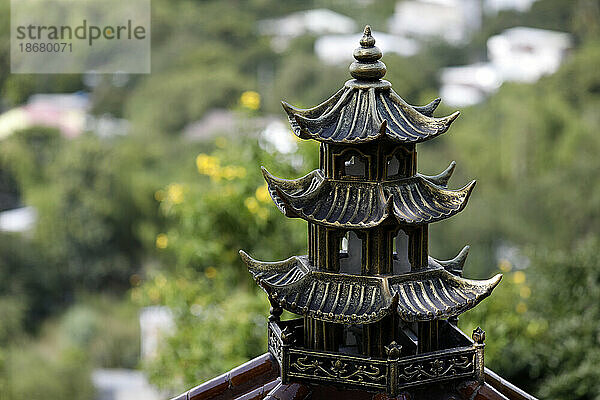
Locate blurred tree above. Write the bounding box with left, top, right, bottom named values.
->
left=136, top=135, right=319, bottom=388
left=461, top=237, right=600, bottom=399
left=0, top=346, right=94, bottom=400
left=0, top=127, right=63, bottom=188
left=1, top=0, right=599, bottom=397
left=528, top=237, right=600, bottom=399
left=126, top=66, right=243, bottom=135
left=424, top=42, right=600, bottom=277
left=0, top=232, right=59, bottom=328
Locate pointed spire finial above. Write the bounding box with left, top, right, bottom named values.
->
left=350, top=25, right=386, bottom=81
left=360, top=25, right=375, bottom=47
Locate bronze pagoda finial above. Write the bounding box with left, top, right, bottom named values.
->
left=350, top=25, right=386, bottom=81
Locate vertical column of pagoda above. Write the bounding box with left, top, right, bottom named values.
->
left=303, top=28, right=429, bottom=357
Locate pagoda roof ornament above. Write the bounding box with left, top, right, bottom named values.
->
left=349, top=25, right=387, bottom=81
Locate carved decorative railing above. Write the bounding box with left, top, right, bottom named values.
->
left=268, top=319, right=485, bottom=396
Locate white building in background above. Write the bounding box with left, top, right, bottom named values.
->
left=89, top=307, right=173, bottom=400
left=0, top=206, right=37, bottom=233
left=388, top=0, right=482, bottom=44
left=315, top=31, right=420, bottom=65
left=92, top=369, right=162, bottom=400
left=487, top=27, right=572, bottom=83
left=440, top=63, right=502, bottom=107
left=0, top=92, right=129, bottom=140
left=440, top=27, right=572, bottom=106
left=484, top=0, right=538, bottom=14
left=139, top=306, right=175, bottom=361
left=0, top=93, right=90, bottom=139
left=258, top=9, right=357, bottom=52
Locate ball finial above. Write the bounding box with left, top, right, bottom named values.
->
left=349, top=25, right=386, bottom=81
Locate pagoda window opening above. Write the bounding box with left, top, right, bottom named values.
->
left=398, top=321, right=418, bottom=356
left=385, top=147, right=412, bottom=179
left=340, top=234, right=349, bottom=254
left=387, top=155, right=400, bottom=177
left=344, top=155, right=366, bottom=178
left=393, top=229, right=411, bottom=274
left=332, top=148, right=370, bottom=179
left=340, top=325, right=362, bottom=354
left=339, top=231, right=363, bottom=274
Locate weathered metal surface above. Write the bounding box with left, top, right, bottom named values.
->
left=262, top=168, right=475, bottom=228
left=268, top=319, right=483, bottom=395
left=241, top=251, right=501, bottom=323
left=281, top=28, right=458, bottom=145
left=172, top=353, right=280, bottom=400
left=282, top=85, right=459, bottom=144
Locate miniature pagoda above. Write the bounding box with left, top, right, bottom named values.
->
left=172, top=25, right=540, bottom=400
left=239, top=26, right=502, bottom=396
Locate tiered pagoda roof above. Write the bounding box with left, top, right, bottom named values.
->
left=245, top=26, right=492, bottom=322
left=283, top=86, right=459, bottom=144
left=262, top=167, right=476, bottom=228
left=282, top=26, right=459, bottom=145
left=241, top=250, right=501, bottom=323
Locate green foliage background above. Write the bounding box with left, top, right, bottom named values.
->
left=0, top=0, right=599, bottom=398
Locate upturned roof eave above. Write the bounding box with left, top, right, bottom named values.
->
left=262, top=168, right=476, bottom=229
left=239, top=250, right=502, bottom=323
left=282, top=84, right=459, bottom=145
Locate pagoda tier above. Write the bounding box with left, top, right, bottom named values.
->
left=282, top=83, right=459, bottom=144
left=240, top=250, right=501, bottom=324
left=262, top=167, right=475, bottom=228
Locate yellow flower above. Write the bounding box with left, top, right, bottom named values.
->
left=196, top=154, right=220, bottom=175
left=245, top=197, right=259, bottom=213
left=222, top=166, right=246, bottom=180
left=257, top=208, right=269, bottom=221
left=513, top=270, right=526, bottom=284
left=156, top=233, right=168, bottom=249
left=155, top=274, right=167, bottom=288
left=498, top=259, right=512, bottom=272
left=256, top=184, right=270, bottom=203
left=196, top=153, right=246, bottom=182
left=520, top=285, right=531, bottom=299
left=167, top=183, right=185, bottom=204
left=205, top=266, right=217, bottom=279
left=226, top=166, right=246, bottom=179
left=240, top=90, right=261, bottom=111
left=154, top=190, right=165, bottom=202
left=148, top=287, right=160, bottom=303
left=516, top=302, right=527, bottom=314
